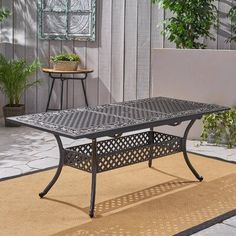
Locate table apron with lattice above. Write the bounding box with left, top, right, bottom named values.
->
left=65, top=131, right=183, bottom=173
left=8, top=97, right=229, bottom=218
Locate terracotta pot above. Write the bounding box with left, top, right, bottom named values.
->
left=3, top=104, right=25, bottom=127
left=53, top=61, right=79, bottom=71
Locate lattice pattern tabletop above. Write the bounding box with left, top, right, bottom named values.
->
left=8, top=97, right=228, bottom=139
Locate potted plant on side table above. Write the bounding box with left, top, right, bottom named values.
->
left=50, top=53, right=81, bottom=71
left=0, top=54, right=40, bottom=127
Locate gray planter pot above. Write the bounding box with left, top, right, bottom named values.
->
left=3, top=104, right=25, bottom=127
left=207, top=131, right=225, bottom=144
left=207, top=131, right=235, bottom=147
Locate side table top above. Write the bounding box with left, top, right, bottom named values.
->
left=42, top=67, right=94, bottom=74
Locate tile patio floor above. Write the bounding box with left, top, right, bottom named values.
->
left=0, top=118, right=235, bottom=235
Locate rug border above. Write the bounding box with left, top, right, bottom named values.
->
left=0, top=166, right=57, bottom=182
left=189, top=151, right=236, bottom=164
left=174, top=209, right=236, bottom=236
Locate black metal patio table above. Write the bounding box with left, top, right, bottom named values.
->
left=8, top=97, right=228, bottom=218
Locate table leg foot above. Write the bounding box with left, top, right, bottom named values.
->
left=39, top=192, right=46, bottom=198
left=182, top=120, right=204, bottom=182
left=183, top=150, right=204, bottom=182
left=39, top=135, right=64, bottom=198
left=39, top=159, right=63, bottom=198
left=148, top=160, right=152, bottom=168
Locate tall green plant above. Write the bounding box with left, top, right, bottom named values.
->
left=0, top=54, right=40, bottom=106
left=152, top=0, right=218, bottom=49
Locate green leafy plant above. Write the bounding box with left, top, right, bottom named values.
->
left=0, top=8, right=10, bottom=22
left=0, top=54, right=41, bottom=106
left=50, top=53, right=81, bottom=63
left=152, top=0, right=218, bottom=49
left=201, top=107, right=236, bottom=148
left=227, top=3, right=236, bottom=42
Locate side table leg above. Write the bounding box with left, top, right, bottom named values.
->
left=60, top=79, right=64, bottom=110
left=182, top=120, right=203, bottom=182
left=46, top=78, right=55, bottom=112
left=81, top=80, right=88, bottom=106
left=39, top=135, right=65, bottom=198
left=89, top=139, right=97, bottom=218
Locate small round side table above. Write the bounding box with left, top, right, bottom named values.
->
left=42, top=68, right=94, bottom=112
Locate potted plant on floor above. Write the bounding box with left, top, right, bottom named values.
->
left=0, top=54, right=40, bottom=127
left=50, top=53, right=81, bottom=71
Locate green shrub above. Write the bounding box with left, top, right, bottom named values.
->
left=201, top=107, right=236, bottom=148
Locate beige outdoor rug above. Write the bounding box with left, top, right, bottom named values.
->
left=0, top=153, right=235, bottom=236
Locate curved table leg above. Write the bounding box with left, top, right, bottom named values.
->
left=182, top=120, right=203, bottom=182
left=39, top=135, right=65, bottom=198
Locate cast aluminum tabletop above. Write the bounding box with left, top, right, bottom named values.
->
left=8, top=97, right=228, bottom=217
